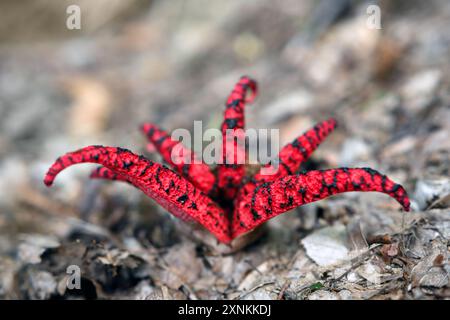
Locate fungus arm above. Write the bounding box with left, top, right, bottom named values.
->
left=91, top=124, right=217, bottom=196
left=218, top=76, right=258, bottom=199
left=232, top=167, right=410, bottom=238
left=44, top=145, right=231, bottom=243
left=254, top=118, right=337, bottom=183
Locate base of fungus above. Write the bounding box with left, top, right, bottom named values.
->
left=174, top=219, right=266, bottom=255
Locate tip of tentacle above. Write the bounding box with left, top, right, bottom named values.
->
left=395, top=183, right=411, bottom=212
left=403, top=199, right=411, bottom=212
left=89, top=168, right=100, bottom=179
left=394, top=184, right=411, bottom=212
left=239, top=76, right=258, bottom=104
left=323, top=117, right=338, bottom=131
left=140, top=123, right=153, bottom=134
left=43, top=174, right=54, bottom=187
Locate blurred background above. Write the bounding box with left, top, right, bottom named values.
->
left=0, top=0, right=449, bottom=299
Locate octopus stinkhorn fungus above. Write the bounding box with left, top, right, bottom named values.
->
left=44, top=76, right=410, bottom=247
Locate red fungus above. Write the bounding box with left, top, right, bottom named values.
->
left=232, top=168, right=410, bottom=239
left=90, top=166, right=129, bottom=182
left=44, top=76, right=410, bottom=245
left=92, top=124, right=217, bottom=196
left=218, top=76, right=257, bottom=200
left=44, top=145, right=230, bottom=242
left=254, top=117, right=337, bottom=183
left=141, top=123, right=217, bottom=196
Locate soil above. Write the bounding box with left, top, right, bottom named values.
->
left=0, top=0, right=449, bottom=300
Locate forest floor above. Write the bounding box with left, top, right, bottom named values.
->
left=0, top=0, right=449, bottom=299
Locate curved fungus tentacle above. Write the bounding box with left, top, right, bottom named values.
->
left=232, top=168, right=410, bottom=239
left=44, top=145, right=230, bottom=243
left=217, top=76, right=258, bottom=200
left=141, top=123, right=217, bottom=196
left=254, top=117, right=337, bottom=183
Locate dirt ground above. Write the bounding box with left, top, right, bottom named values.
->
left=0, top=0, right=449, bottom=300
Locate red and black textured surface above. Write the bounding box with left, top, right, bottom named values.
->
left=90, top=166, right=129, bottom=182
left=44, top=76, right=410, bottom=244
left=90, top=124, right=217, bottom=196
left=217, top=76, right=258, bottom=200
left=232, top=168, right=410, bottom=239
left=141, top=123, right=217, bottom=196
left=236, top=118, right=338, bottom=203
left=254, top=118, right=337, bottom=182
left=44, top=145, right=230, bottom=243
